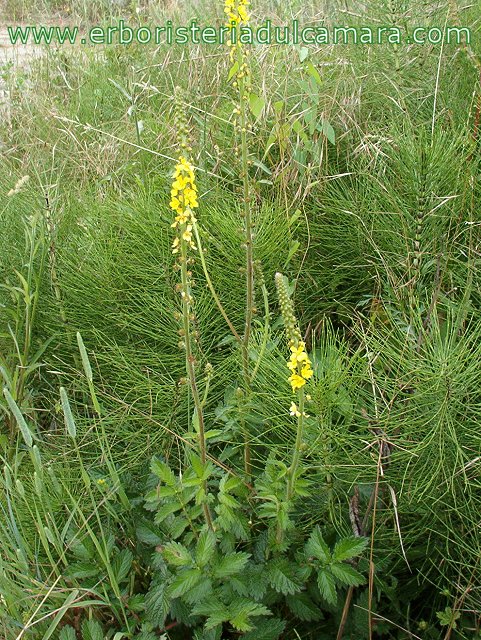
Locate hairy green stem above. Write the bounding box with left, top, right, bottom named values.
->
left=179, top=233, right=213, bottom=531
left=276, top=389, right=305, bottom=545
left=287, top=389, right=305, bottom=502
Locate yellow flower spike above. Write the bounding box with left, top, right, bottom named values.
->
left=275, top=273, right=314, bottom=393
left=170, top=155, right=200, bottom=256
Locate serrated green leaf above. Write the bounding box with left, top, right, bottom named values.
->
left=131, top=634, right=157, bottom=640
left=228, top=598, right=271, bottom=632
left=163, top=541, right=193, bottom=567
left=127, top=593, right=145, bottom=612
left=241, top=617, right=286, bottom=640
left=218, top=492, right=240, bottom=508
left=112, top=549, right=133, bottom=583
left=332, top=536, right=368, bottom=562
left=65, top=562, right=99, bottom=579
left=157, top=485, right=177, bottom=498
left=183, top=575, right=213, bottom=604
left=227, top=574, right=250, bottom=597
left=436, top=606, right=460, bottom=628
left=192, top=597, right=229, bottom=629
left=168, top=514, right=190, bottom=539
left=244, top=564, right=269, bottom=600
left=136, top=521, right=163, bottom=546
left=331, top=562, right=365, bottom=587
left=220, top=473, right=245, bottom=495
left=267, top=558, right=303, bottom=595
left=145, top=581, right=170, bottom=627
left=167, top=568, right=202, bottom=598
left=170, top=597, right=192, bottom=625
left=305, top=527, right=331, bottom=563
left=81, top=619, right=104, bottom=640
left=287, top=592, right=323, bottom=621
left=317, top=569, right=337, bottom=605
left=190, top=453, right=205, bottom=478
left=69, top=538, right=92, bottom=561
left=196, top=529, right=216, bottom=567
left=193, top=627, right=222, bottom=640
left=154, top=500, right=182, bottom=523
left=58, top=627, right=77, bottom=640
left=150, top=459, right=176, bottom=487
left=213, top=551, right=250, bottom=578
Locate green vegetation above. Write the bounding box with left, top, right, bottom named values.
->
left=1, top=0, right=481, bottom=638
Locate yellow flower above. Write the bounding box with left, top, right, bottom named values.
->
left=290, top=342, right=308, bottom=361
left=238, top=5, right=249, bottom=22
left=301, top=364, right=313, bottom=380
left=182, top=225, right=193, bottom=242
left=224, top=0, right=249, bottom=27
left=289, top=374, right=307, bottom=391
left=287, top=359, right=297, bottom=372
left=285, top=340, right=313, bottom=391
left=290, top=402, right=301, bottom=417
left=289, top=402, right=310, bottom=418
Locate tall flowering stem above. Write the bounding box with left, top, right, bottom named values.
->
left=225, top=0, right=255, bottom=480
left=275, top=273, right=313, bottom=502
left=225, top=0, right=254, bottom=384
left=170, top=155, right=213, bottom=531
